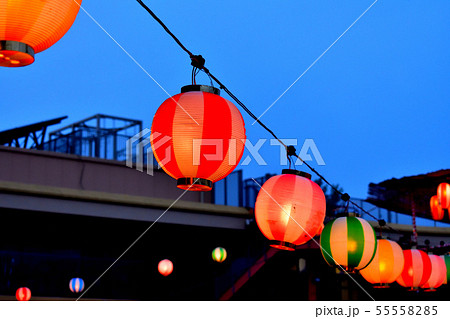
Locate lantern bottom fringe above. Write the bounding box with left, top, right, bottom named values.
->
left=424, top=288, right=437, bottom=292
left=0, top=41, right=35, bottom=67
left=341, top=267, right=356, bottom=274
left=177, top=177, right=212, bottom=191
left=269, top=240, right=296, bottom=251
left=373, top=283, right=390, bottom=288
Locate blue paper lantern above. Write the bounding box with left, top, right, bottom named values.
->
left=69, top=277, right=85, bottom=293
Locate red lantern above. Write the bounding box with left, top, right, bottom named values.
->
left=421, top=255, right=446, bottom=291
left=16, top=287, right=31, bottom=301
left=0, top=0, right=82, bottom=67
left=437, top=183, right=450, bottom=209
left=254, top=169, right=326, bottom=251
left=151, top=85, right=246, bottom=191
left=158, top=259, right=173, bottom=276
left=396, top=249, right=431, bottom=290
left=430, top=195, right=444, bottom=221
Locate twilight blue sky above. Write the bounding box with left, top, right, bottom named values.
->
left=1, top=0, right=449, bottom=199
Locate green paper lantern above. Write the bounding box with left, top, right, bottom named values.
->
left=320, top=216, right=377, bottom=272
left=212, top=247, right=227, bottom=263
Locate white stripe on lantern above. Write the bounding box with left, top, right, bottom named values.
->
left=422, top=255, right=446, bottom=289
left=411, top=249, right=422, bottom=287
left=291, top=177, right=312, bottom=243
left=210, top=99, right=245, bottom=182
left=387, top=241, right=404, bottom=282
left=281, top=174, right=298, bottom=243
left=358, top=218, right=376, bottom=269
left=329, top=217, right=348, bottom=267
left=300, top=178, right=322, bottom=242
left=172, top=92, right=205, bottom=178
left=310, top=181, right=326, bottom=238
left=255, top=176, right=277, bottom=242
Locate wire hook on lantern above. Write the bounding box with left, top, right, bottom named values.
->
left=378, top=219, right=386, bottom=238
left=286, top=145, right=297, bottom=170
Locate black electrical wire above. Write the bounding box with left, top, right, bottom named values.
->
left=136, top=0, right=405, bottom=235
left=136, top=0, right=194, bottom=57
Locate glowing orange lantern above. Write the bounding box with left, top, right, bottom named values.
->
left=437, top=183, right=450, bottom=209
left=360, top=239, right=404, bottom=287
left=0, top=0, right=82, bottom=67
left=158, top=259, right=173, bottom=276
left=421, top=255, right=446, bottom=291
left=430, top=195, right=444, bottom=221
left=16, top=287, right=31, bottom=301
left=396, top=249, right=431, bottom=290
left=151, top=85, right=246, bottom=191
left=254, top=169, right=326, bottom=251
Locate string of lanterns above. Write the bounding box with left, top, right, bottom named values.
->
left=2, top=0, right=449, bottom=298
left=430, top=183, right=450, bottom=221
left=137, top=2, right=450, bottom=293
left=13, top=246, right=228, bottom=300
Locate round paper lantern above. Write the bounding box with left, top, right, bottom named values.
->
left=441, top=255, right=450, bottom=284
left=430, top=195, right=444, bottom=221
left=212, top=247, right=227, bottom=263
left=320, top=216, right=377, bottom=272
left=158, top=259, right=173, bottom=276
left=360, top=239, right=404, bottom=287
left=16, top=287, right=31, bottom=301
left=421, top=255, right=446, bottom=291
left=69, top=277, right=85, bottom=293
left=0, top=0, right=82, bottom=67
left=437, top=183, right=450, bottom=209
left=254, top=169, right=326, bottom=251
left=151, top=85, right=246, bottom=191
left=396, top=249, right=431, bottom=290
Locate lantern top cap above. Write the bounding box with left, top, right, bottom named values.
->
left=181, top=84, right=220, bottom=95
left=347, top=212, right=360, bottom=218
left=281, top=169, right=311, bottom=180
left=336, top=211, right=360, bottom=218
